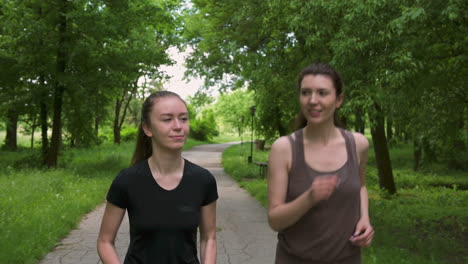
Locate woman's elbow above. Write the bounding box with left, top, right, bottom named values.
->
left=267, top=212, right=283, bottom=232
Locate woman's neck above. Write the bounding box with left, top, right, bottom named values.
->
left=303, top=122, right=339, bottom=146
left=148, top=147, right=183, bottom=176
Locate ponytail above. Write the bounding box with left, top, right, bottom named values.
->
left=131, top=126, right=152, bottom=165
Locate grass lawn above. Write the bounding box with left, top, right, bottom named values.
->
left=222, top=141, right=468, bottom=264
left=0, top=135, right=232, bottom=264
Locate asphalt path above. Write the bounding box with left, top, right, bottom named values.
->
left=39, top=143, right=277, bottom=264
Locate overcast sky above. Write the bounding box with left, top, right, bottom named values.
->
left=159, top=47, right=216, bottom=100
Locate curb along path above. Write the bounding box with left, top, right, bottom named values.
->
left=39, top=143, right=277, bottom=264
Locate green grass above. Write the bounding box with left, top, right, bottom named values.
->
left=0, top=141, right=133, bottom=264
left=210, top=133, right=242, bottom=144
left=0, top=137, right=212, bottom=264
left=222, top=142, right=468, bottom=264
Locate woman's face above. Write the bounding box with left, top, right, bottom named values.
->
left=299, top=74, right=343, bottom=126
left=142, top=96, right=189, bottom=150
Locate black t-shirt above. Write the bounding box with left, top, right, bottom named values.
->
left=106, top=159, right=218, bottom=264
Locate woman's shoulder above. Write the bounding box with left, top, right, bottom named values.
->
left=271, top=130, right=299, bottom=152
left=348, top=131, right=369, bottom=153
left=184, top=159, right=209, bottom=173
left=114, top=160, right=148, bottom=183
left=184, top=159, right=215, bottom=182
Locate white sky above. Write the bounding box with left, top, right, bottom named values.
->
left=159, top=47, right=218, bottom=100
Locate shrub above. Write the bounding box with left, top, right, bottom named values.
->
left=121, top=126, right=138, bottom=142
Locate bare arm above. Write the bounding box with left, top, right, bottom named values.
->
left=97, top=202, right=126, bottom=264
left=267, top=136, right=338, bottom=232
left=349, top=133, right=374, bottom=247
left=199, top=201, right=217, bottom=264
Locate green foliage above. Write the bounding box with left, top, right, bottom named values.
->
left=214, top=89, right=255, bottom=135
left=222, top=142, right=270, bottom=182
left=0, top=170, right=109, bottom=263
left=189, top=117, right=217, bottom=141
left=366, top=186, right=467, bottom=264
left=0, top=0, right=183, bottom=161
left=187, top=101, right=219, bottom=141
left=184, top=0, right=467, bottom=172
left=120, top=125, right=138, bottom=142
left=0, top=141, right=133, bottom=263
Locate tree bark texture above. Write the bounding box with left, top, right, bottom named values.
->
left=113, top=98, right=122, bottom=144
left=44, top=0, right=67, bottom=167
left=413, top=138, right=422, bottom=171
left=355, top=107, right=365, bottom=134
left=386, top=118, right=393, bottom=142
left=113, top=79, right=137, bottom=144
left=5, top=108, right=18, bottom=151
left=370, top=103, right=397, bottom=194
left=40, top=98, right=48, bottom=155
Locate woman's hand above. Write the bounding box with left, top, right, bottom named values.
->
left=349, top=217, right=374, bottom=247
left=308, top=174, right=339, bottom=203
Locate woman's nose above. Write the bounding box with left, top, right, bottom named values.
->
left=173, top=119, right=182, bottom=130
left=309, top=93, right=318, bottom=104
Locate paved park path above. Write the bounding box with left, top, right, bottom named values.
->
left=39, top=143, right=277, bottom=264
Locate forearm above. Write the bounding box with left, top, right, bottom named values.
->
left=97, top=241, right=121, bottom=264
left=200, top=237, right=217, bottom=264
left=268, top=190, right=317, bottom=232
left=359, top=186, right=370, bottom=221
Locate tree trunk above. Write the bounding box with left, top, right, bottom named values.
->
left=95, top=115, right=100, bottom=139
left=40, top=99, right=49, bottom=157
left=355, top=107, right=365, bottom=133
left=30, top=115, right=37, bottom=149
left=422, top=137, right=436, bottom=164
left=370, top=103, right=396, bottom=194
left=5, top=109, right=18, bottom=151
left=113, top=79, right=138, bottom=144
left=274, top=106, right=287, bottom=136
left=44, top=0, right=67, bottom=167
left=45, top=84, right=65, bottom=167
left=448, top=118, right=466, bottom=170
left=277, top=123, right=287, bottom=137
left=386, top=118, right=393, bottom=142
left=113, top=98, right=122, bottom=144
left=413, top=138, right=422, bottom=171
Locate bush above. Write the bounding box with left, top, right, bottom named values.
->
left=121, top=126, right=138, bottom=142
left=190, top=119, right=218, bottom=141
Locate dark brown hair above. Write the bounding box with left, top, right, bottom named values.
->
left=131, top=91, right=186, bottom=165
left=293, top=63, right=345, bottom=130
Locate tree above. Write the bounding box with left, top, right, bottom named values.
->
left=0, top=0, right=183, bottom=166
left=214, top=89, right=254, bottom=135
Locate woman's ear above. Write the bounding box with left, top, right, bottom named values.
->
left=142, top=123, right=152, bottom=137
left=336, top=94, right=344, bottom=109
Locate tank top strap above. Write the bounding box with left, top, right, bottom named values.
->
left=339, top=128, right=359, bottom=169
left=287, top=129, right=304, bottom=172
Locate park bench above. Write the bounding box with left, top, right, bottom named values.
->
left=254, top=161, right=268, bottom=179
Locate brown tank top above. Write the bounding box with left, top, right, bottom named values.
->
left=275, top=128, right=361, bottom=263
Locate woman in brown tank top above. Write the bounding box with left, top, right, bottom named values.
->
left=267, top=63, right=374, bottom=264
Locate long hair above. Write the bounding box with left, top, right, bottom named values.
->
left=131, top=91, right=186, bottom=165
left=293, top=63, right=345, bottom=130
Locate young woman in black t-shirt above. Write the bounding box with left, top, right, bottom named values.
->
left=97, top=91, right=218, bottom=264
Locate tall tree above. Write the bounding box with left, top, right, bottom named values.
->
left=1, top=0, right=183, bottom=166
